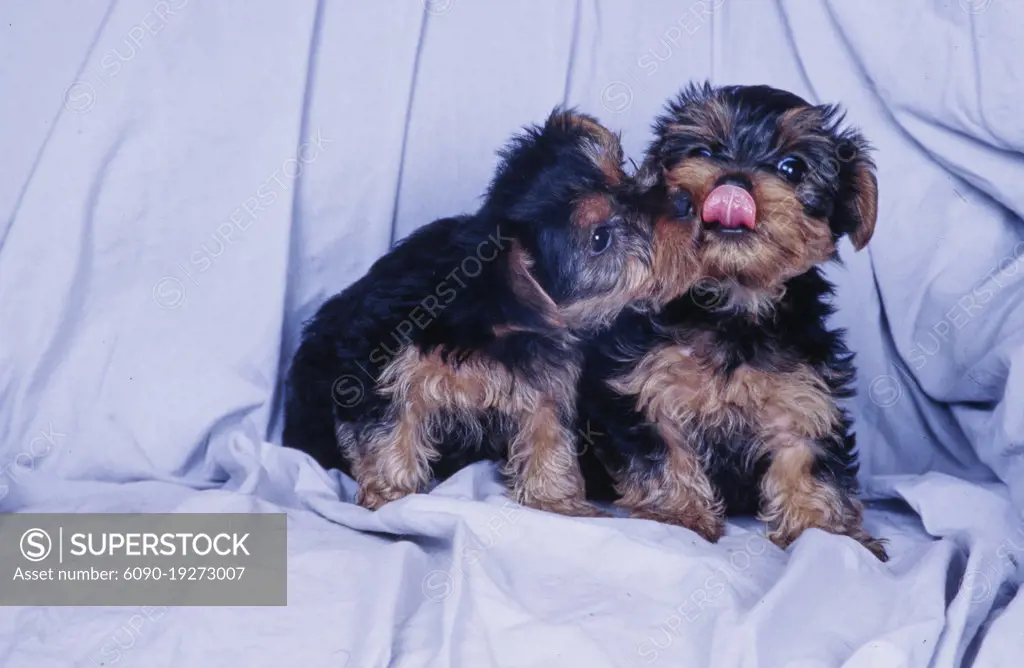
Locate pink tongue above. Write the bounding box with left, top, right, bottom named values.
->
left=702, top=184, right=757, bottom=230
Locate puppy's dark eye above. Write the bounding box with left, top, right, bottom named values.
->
left=776, top=157, right=807, bottom=183
left=590, top=226, right=613, bottom=255
left=672, top=192, right=695, bottom=219
left=690, top=147, right=713, bottom=158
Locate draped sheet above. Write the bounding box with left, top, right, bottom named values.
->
left=0, top=1, right=1021, bottom=665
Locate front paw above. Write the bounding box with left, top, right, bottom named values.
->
left=766, top=528, right=796, bottom=551
left=356, top=482, right=413, bottom=510
left=523, top=496, right=610, bottom=518
left=768, top=527, right=889, bottom=562
left=848, top=529, right=889, bottom=562
left=629, top=506, right=725, bottom=543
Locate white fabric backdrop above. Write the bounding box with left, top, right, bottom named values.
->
left=1, top=1, right=1022, bottom=666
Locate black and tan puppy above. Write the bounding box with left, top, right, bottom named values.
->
left=283, top=109, right=688, bottom=518
left=579, top=83, right=887, bottom=560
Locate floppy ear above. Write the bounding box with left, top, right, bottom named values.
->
left=633, top=157, right=662, bottom=190
left=790, top=105, right=878, bottom=251
left=828, top=129, right=878, bottom=251
left=505, top=241, right=565, bottom=329
left=547, top=108, right=625, bottom=186
left=845, top=160, right=878, bottom=251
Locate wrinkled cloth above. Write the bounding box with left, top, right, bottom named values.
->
left=0, top=0, right=1021, bottom=666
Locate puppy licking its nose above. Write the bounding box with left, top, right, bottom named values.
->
left=577, top=82, right=887, bottom=561
left=701, top=183, right=757, bottom=232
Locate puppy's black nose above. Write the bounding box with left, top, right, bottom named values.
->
left=669, top=190, right=695, bottom=220
left=714, top=173, right=754, bottom=193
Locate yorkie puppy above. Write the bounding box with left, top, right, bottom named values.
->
left=284, top=109, right=682, bottom=517
left=578, top=83, right=887, bottom=560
